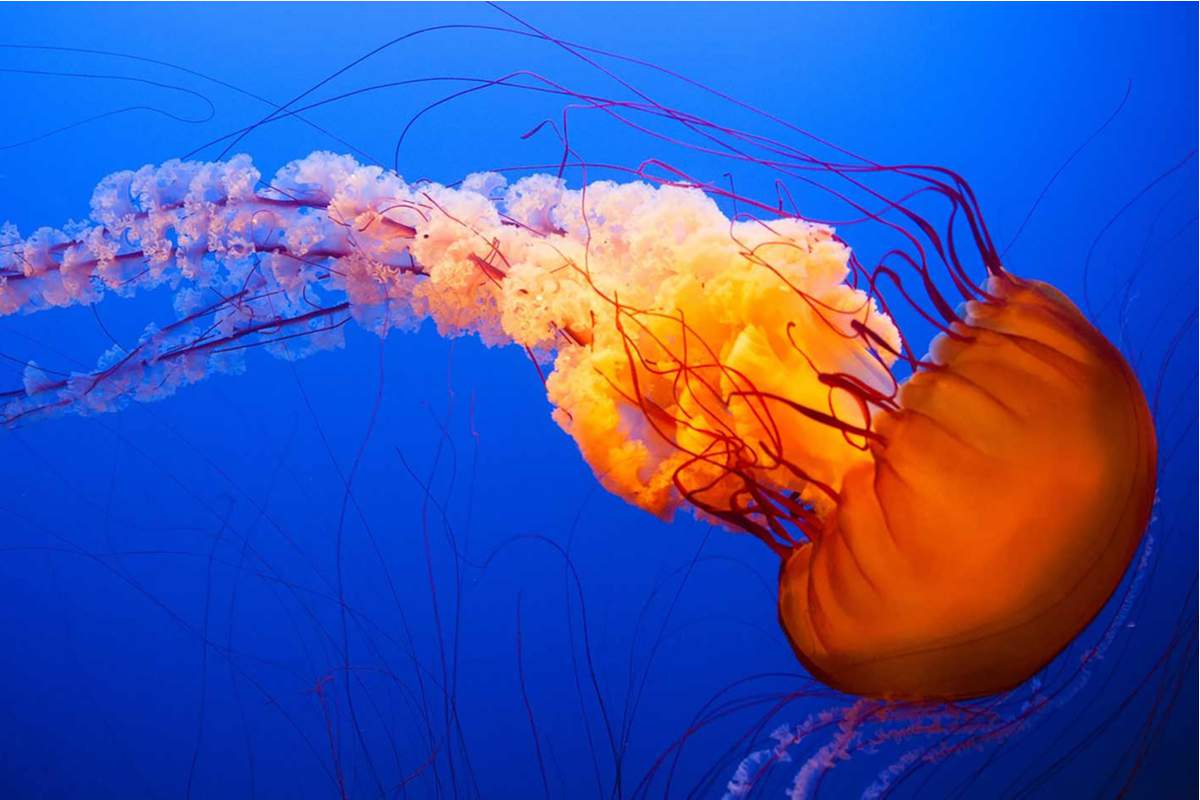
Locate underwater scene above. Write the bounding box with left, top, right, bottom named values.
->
left=0, top=3, right=1196, bottom=798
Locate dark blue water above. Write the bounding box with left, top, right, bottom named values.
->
left=0, top=4, right=1195, bottom=798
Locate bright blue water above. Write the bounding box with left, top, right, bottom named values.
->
left=0, top=4, right=1195, bottom=798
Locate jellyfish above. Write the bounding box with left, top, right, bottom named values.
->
left=0, top=133, right=1157, bottom=705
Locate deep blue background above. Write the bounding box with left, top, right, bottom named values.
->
left=0, top=4, right=1195, bottom=798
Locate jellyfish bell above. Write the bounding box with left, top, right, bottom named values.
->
left=777, top=273, right=1158, bottom=700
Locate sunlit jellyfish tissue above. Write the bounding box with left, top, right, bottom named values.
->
left=0, top=4, right=1194, bottom=799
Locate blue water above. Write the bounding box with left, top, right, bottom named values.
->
left=0, top=3, right=1195, bottom=798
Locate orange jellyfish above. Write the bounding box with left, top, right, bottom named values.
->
left=0, top=147, right=1157, bottom=704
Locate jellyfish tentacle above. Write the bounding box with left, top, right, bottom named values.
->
left=5, top=155, right=898, bottom=559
